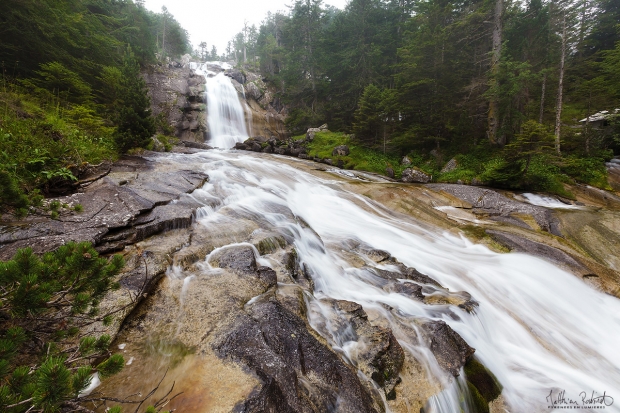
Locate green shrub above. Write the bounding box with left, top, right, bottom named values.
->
left=305, top=131, right=407, bottom=177
left=0, top=242, right=125, bottom=412
left=561, top=155, right=611, bottom=189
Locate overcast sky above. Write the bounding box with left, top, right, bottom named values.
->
left=143, top=0, right=350, bottom=55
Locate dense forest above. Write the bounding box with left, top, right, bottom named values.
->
left=0, top=0, right=191, bottom=212
left=0, top=2, right=194, bottom=411
left=227, top=0, right=620, bottom=194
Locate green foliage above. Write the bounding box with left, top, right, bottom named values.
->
left=113, top=46, right=156, bottom=153
left=0, top=1, right=191, bottom=210
left=0, top=171, right=29, bottom=211
left=0, top=243, right=126, bottom=412
left=0, top=242, right=123, bottom=316
left=561, top=155, right=612, bottom=189
left=248, top=0, right=617, bottom=195
left=352, top=84, right=397, bottom=149
left=305, top=131, right=407, bottom=177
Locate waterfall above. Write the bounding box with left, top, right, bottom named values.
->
left=205, top=72, right=249, bottom=148
left=172, top=150, right=620, bottom=412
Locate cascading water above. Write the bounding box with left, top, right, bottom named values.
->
left=201, top=66, right=249, bottom=148
left=150, top=150, right=620, bottom=413
left=99, top=66, right=619, bottom=411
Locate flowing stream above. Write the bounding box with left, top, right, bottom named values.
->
left=107, top=65, right=620, bottom=412
left=150, top=149, right=620, bottom=412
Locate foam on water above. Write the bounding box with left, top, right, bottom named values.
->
left=521, top=193, right=585, bottom=209
left=170, top=151, right=620, bottom=412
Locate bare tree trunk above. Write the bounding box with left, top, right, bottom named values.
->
left=539, top=72, right=546, bottom=123
left=243, top=21, right=248, bottom=63
left=585, top=92, right=591, bottom=154
left=488, top=0, right=503, bottom=145
left=554, top=12, right=566, bottom=155
left=162, top=17, right=166, bottom=58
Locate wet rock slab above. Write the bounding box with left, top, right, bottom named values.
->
left=0, top=154, right=209, bottom=259
left=421, top=320, right=475, bottom=376
left=215, top=299, right=380, bottom=413
left=333, top=300, right=405, bottom=399
left=428, top=183, right=562, bottom=235
left=486, top=230, right=590, bottom=273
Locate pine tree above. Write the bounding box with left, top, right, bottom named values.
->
left=113, top=45, right=155, bottom=152
left=0, top=242, right=125, bottom=412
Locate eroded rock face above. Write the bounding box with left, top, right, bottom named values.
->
left=214, top=299, right=380, bottom=413
left=0, top=155, right=209, bottom=259
left=428, top=183, right=562, bottom=235
left=145, top=66, right=208, bottom=144
left=486, top=230, right=589, bottom=273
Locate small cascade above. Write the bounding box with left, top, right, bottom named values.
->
left=204, top=70, right=249, bottom=148
left=157, top=151, right=620, bottom=412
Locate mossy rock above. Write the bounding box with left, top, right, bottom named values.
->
left=464, top=357, right=502, bottom=403
left=467, top=381, right=490, bottom=413
left=255, top=235, right=286, bottom=255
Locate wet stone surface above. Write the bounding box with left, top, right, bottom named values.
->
left=0, top=155, right=209, bottom=260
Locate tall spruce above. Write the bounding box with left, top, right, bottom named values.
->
left=114, top=45, right=155, bottom=152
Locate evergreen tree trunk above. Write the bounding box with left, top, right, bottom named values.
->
left=539, top=72, right=546, bottom=123
left=554, top=12, right=566, bottom=155
left=488, top=0, right=503, bottom=145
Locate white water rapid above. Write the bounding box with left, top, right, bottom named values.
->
left=158, top=150, right=620, bottom=413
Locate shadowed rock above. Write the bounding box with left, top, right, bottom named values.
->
left=215, top=299, right=379, bottom=413
left=422, top=320, right=475, bottom=376
left=391, top=282, right=425, bottom=301
left=404, top=267, right=442, bottom=287
left=334, top=300, right=405, bottom=399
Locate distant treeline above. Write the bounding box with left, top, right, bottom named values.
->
left=226, top=0, right=620, bottom=193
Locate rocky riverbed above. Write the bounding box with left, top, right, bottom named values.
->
left=3, top=59, right=620, bottom=413
left=2, top=148, right=619, bottom=413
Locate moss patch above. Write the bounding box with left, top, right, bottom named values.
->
left=299, top=131, right=407, bottom=178
left=464, top=357, right=502, bottom=404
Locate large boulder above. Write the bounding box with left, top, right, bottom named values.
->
left=227, top=70, right=246, bottom=85
left=305, top=128, right=321, bottom=141
left=214, top=300, right=380, bottom=413
left=180, top=54, right=191, bottom=68
left=305, top=124, right=329, bottom=141
left=422, top=320, right=475, bottom=376
left=401, top=168, right=431, bottom=183
left=441, top=158, right=458, bottom=173
left=332, top=145, right=350, bottom=156
left=209, top=245, right=257, bottom=275
left=401, top=156, right=412, bottom=165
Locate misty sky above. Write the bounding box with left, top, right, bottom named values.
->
left=143, top=0, right=350, bottom=55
